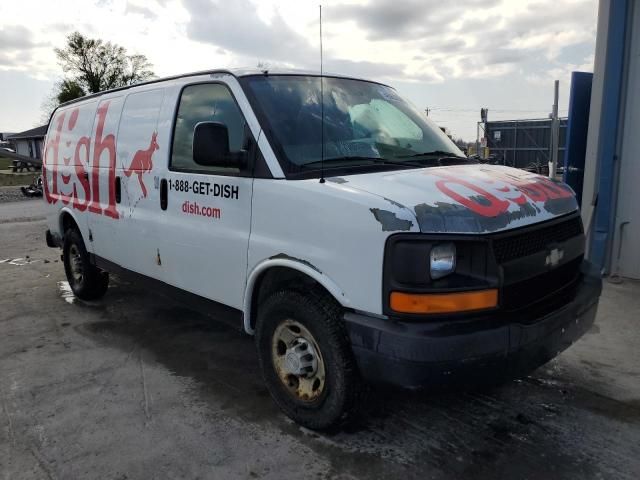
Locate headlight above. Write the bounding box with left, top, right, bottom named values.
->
left=430, top=242, right=456, bottom=279
left=383, top=235, right=497, bottom=316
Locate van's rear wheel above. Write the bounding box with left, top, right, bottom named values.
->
left=255, top=289, right=363, bottom=430
left=63, top=228, right=109, bottom=300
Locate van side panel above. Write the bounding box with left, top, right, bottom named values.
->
left=80, top=96, right=124, bottom=261
left=43, top=101, right=99, bottom=247
left=105, top=88, right=166, bottom=277
left=155, top=77, right=254, bottom=310
left=44, top=86, right=169, bottom=278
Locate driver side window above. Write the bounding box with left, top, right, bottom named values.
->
left=171, top=83, right=246, bottom=174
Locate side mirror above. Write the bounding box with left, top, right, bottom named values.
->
left=193, top=121, right=246, bottom=168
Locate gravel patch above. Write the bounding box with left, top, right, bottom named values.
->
left=0, top=185, right=40, bottom=203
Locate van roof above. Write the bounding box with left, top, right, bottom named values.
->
left=56, top=68, right=391, bottom=109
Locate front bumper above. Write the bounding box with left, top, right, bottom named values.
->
left=345, top=260, right=602, bottom=389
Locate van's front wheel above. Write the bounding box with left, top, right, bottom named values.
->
left=255, top=289, right=363, bottom=430
left=63, top=228, right=109, bottom=300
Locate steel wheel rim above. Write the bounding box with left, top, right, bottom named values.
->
left=69, top=244, right=84, bottom=284
left=271, top=319, right=326, bottom=403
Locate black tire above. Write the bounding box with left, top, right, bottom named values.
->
left=63, top=228, right=109, bottom=300
left=255, top=288, right=364, bottom=430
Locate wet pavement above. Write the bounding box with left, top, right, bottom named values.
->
left=1, top=203, right=639, bottom=479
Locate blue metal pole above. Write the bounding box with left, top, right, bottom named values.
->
left=563, top=71, right=593, bottom=206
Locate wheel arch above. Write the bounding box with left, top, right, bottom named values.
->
left=243, top=258, right=351, bottom=334
left=59, top=207, right=83, bottom=236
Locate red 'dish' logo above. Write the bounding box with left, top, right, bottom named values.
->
left=43, top=102, right=160, bottom=219
left=44, top=102, right=119, bottom=219
left=429, top=168, right=574, bottom=218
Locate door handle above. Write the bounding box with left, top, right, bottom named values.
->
left=115, top=176, right=121, bottom=204
left=160, top=178, right=168, bottom=210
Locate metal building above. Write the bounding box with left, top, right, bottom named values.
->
left=485, top=118, right=568, bottom=170
left=583, top=0, right=640, bottom=279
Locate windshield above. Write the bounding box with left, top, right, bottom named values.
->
left=241, top=75, right=464, bottom=175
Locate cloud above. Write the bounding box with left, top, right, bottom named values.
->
left=525, top=54, right=595, bottom=88
left=0, top=25, right=42, bottom=50
left=0, top=26, right=46, bottom=70
left=181, top=0, right=595, bottom=88
left=184, top=0, right=312, bottom=65
left=0, top=0, right=598, bottom=139
left=326, top=58, right=405, bottom=80
left=325, top=0, right=596, bottom=82
left=125, top=2, right=158, bottom=19
left=484, top=48, right=530, bottom=66
left=508, top=1, right=596, bottom=38
left=183, top=0, right=409, bottom=82
left=330, top=0, right=493, bottom=42
left=0, top=51, right=29, bottom=68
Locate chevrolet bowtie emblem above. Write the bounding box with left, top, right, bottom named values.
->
left=545, top=248, right=564, bottom=267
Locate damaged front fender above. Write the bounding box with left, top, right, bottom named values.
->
left=369, top=208, right=414, bottom=232
left=243, top=255, right=351, bottom=334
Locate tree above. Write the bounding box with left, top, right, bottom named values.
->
left=40, top=79, right=86, bottom=123
left=56, top=79, right=85, bottom=103
left=54, top=31, right=155, bottom=94
left=41, top=32, right=155, bottom=122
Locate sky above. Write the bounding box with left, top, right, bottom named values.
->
left=0, top=0, right=598, bottom=141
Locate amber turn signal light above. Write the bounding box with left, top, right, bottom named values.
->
left=390, top=289, right=498, bottom=314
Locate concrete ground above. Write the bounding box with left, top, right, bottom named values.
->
left=1, top=199, right=639, bottom=480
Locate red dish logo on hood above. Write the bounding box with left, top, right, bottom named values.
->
left=429, top=166, right=575, bottom=218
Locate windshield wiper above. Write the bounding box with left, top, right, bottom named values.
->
left=395, top=151, right=474, bottom=167
left=397, top=150, right=467, bottom=160
left=301, top=156, right=424, bottom=169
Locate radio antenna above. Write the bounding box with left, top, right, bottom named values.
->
left=319, top=4, right=326, bottom=184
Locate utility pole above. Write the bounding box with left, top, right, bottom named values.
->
left=549, top=80, right=560, bottom=178
left=477, top=108, right=488, bottom=158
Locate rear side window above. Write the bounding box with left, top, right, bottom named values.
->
left=170, top=83, right=246, bottom=174
left=117, top=88, right=164, bottom=170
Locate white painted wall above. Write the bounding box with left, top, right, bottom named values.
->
left=583, top=0, right=640, bottom=278
left=611, top=0, right=640, bottom=278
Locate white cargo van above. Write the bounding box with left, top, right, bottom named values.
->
left=43, top=69, right=601, bottom=429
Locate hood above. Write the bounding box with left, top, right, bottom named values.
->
left=327, top=164, right=578, bottom=234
